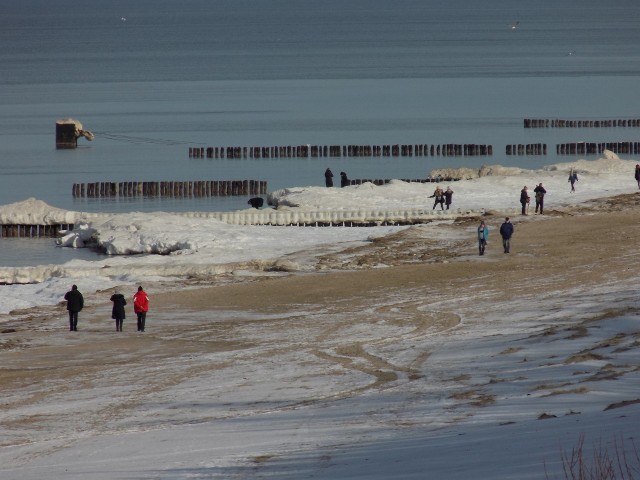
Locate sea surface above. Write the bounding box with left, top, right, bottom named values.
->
left=1, top=0, right=640, bottom=266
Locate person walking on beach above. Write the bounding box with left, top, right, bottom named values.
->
left=635, top=164, right=640, bottom=189
left=110, top=290, right=127, bottom=332
left=499, top=217, right=514, bottom=254
left=340, top=171, right=350, bottom=188
left=520, top=186, right=530, bottom=215
left=324, top=168, right=334, bottom=187
left=477, top=220, right=489, bottom=256
left=430, top=186, right=445, bottom=210
left=534, top=183, right=547, bottom=214
left=568, top=169, right=578, bottom=192
left=133, top=286, right=149, bottom=332
left=64, top=284, right=84, bottom=331
left=443, top=186, right=454, bottom=210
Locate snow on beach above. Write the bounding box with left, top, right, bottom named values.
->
left=0, top=154, right=634, bottom=314
left=1, top=155, right=640, bottom=479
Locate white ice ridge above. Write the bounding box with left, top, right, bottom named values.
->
left=181, top=206, right=483, bottom=225
left=0, top=198, right=108, bottom=225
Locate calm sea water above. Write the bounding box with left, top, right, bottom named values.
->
left=1, top=0, right=640, bottom=265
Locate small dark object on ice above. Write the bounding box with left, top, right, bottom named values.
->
left=248, top=197, right=264, bottom=209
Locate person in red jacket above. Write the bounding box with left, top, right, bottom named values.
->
left=133, top=286, right=149, bottom=332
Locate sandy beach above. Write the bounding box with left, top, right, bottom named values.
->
left=151, top=192, right=640, bottom=310
left=1, top=193, right=639, bottom=478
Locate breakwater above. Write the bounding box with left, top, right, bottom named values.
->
left=506, top=144, right=547, bottom=156
left=346, top=177, right=459, bottom=186
left=1, top=224, right=74, bottom=238
left=524, top=118, right=640, bottom=128
left=556, top=142, right=640, bottom=155
left=0, top=208, right=493, bottom=238
left=179, top=207, right=488, bottom=227
left=188, top=144, right=493, bottom=159
left=72, top=180, right=268, bottom=198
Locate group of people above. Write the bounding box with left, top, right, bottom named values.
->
left=484, top=180, right=547, bottom=256
left=323, top=166, right=637, bottom=258
left=477, top=217, right=514, bottom=256
left=64, top=285, right=150, bottom=332
left=519, top=183, right=547, bottom=215
left=429, top=186, right=454, bottom=210
left=324, top=168, right=351, bottom=188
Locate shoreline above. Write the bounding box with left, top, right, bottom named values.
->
left=3, top=191, right=637, bottom=325
left=0, top=190, right=639, bottom=478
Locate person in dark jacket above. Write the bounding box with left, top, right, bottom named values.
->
left=520, top=186, right=530, bottom=215
left=533, top=183, right=547, bottom=214
left=110, top=291, right=127, bottom=332
left=64, top=284, right=84, bottom=331
left=324, top=168, right=334, bottom=187
left=635, top=164, right=640, bottom=189
left=443, top=186, right=454, bottom=210
left=499, top=217, right=514, bottom=254
left=340, top=171, right=350, bottom=188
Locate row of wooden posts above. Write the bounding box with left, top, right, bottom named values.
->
left=1, top=224, right=73, bottom=238
left=188, top=144, right=493, bottom=159
left=556, top=142, right=640, bottom=155
left=506, top=144, right=547, bottom=156
left=191, top=141, right=640, bottom=160
left=506, top=142, right=640, bottom=156
left=524, top=118, right=640, bottom=128
left=72, top=180, right=268, bottom=198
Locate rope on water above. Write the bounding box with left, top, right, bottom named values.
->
left=92, top=131, right=200, bottom=146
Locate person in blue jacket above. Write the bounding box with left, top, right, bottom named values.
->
left=533, top=183, right=547, bottom=214
left=477, top=220, right=489, bottom=256
left=568, top=169, right=578, bottom=192
left=499, top=217, right=514, bottom=254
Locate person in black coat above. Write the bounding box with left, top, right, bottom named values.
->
left=324, top=168, right=334, bottom=187
left=499, top=217, right=514, bottom=254
left=64, top=285, right=84, bottom=331
left=110, top=291, right=127, bottom=332
left=443, top=187, right=454, bottom=210
left=340, top=171, right=350, bottom=188
left=519, top=186, right=530, bottom=215
left=533, top=183, right=547, bottom=214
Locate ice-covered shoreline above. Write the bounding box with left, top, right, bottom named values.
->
left=0, top=156, right=637, bottom=314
